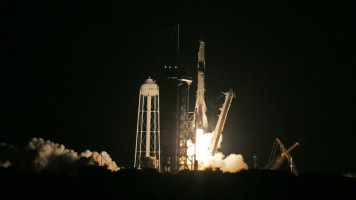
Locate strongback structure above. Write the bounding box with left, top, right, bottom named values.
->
left=134, top=77, right=161, bottom=171
left=208, top=89, right=236, bottom=156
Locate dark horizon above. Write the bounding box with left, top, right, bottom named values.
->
left=2, top=1, right=354, bottom=174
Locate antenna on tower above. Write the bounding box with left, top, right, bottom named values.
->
left=177, top=24, right=180, bottom=54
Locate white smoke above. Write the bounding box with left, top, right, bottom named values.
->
left=209, top=134, right=248, bottom=172
left=0, top=137, right=119, bottom=173
left=203, top=152, right=248, bottom=172
left=193, top=131, right=248, bottom=173
left=80, top=150, right=119, bottom=172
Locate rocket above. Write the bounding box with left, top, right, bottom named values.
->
left=195, top=40, right=208, bottom=130
left=197, top=40, right=205, bottom=71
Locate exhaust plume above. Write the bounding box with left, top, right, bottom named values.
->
left=0, top=137, right=119, bottom=173
left=206, top=133, right=248, bottom=172
left=189, top=130, right=248, bottom=172
left=204, top=152, right=248, bottom=172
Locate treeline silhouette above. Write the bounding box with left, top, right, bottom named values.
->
left=1, top=166, right=354, bottom=200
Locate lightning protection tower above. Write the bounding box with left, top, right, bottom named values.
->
left=134, top=77, right=161, bottom=171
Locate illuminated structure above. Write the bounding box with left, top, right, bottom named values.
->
left=175, top=76, right=195, bottom=171
left=264, top=138, right=299, bottom=176
left=208, top=89, right=235, bottom=156
left=175, top=40, right=207, bottom=171
left=134, top=77, right=161, bottom=171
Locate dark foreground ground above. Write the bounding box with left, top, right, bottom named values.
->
left=1, top=167, right=354, bottom=200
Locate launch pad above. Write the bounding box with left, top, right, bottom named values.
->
left=134, top=37, right=243, bottom=173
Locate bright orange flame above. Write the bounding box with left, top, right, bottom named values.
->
left=187, top=129, right=248, bottom=172
left=187, top=129, right=215, bottom=170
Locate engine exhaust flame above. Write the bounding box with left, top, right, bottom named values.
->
left=188, top=129, right=248, bottom=172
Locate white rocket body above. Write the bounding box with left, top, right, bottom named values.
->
left=195, top=40, right=208, bottom=130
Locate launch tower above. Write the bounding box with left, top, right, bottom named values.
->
left=175, top=76, right=195, bottom=171
left=174, top=40, right=207, bottom=171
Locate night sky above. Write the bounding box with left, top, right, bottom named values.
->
left=2, top=1, right=355, bottom=174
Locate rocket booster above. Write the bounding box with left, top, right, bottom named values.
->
left=195, top=40, right=208, bottom=130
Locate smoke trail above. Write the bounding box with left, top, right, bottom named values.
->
left=0, top=137, right=119, bottom=173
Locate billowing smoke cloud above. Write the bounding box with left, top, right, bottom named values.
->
left=80, top=150, right=119, bottom=172
left=192, top=131, right=248, bottom=173
left=208, top=135, right=248, bottom=172
left=203, top=152, right=248, bottom=172
left=0, top=137, right=119, bottom=173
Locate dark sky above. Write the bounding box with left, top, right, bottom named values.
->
left=2, top=1, right=355, bottom=174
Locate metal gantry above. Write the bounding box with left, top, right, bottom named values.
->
left=265, top=138, right=299, bottom=176
left=175, top=76, right=195, bottom=171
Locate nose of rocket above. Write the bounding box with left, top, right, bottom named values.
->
left=198, top=41, right=205, bottom=63
left=198, top=40, right=205, bottom=71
